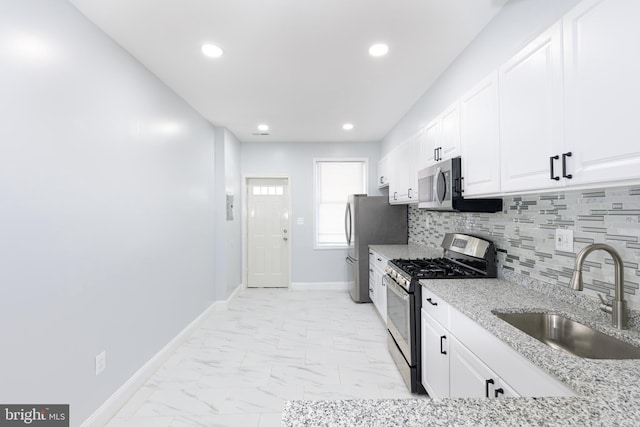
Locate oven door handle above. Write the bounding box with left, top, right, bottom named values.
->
left=385, top=275, right=409, bottom=301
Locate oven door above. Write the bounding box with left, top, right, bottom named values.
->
left=385, top=274, right=413, bottom=365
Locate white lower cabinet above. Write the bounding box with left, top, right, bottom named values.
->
left=369, top=249, right=389, bottom=324
left=420, top=289, right=575, bottom=399
left=450, top=335, right=518, bottom=398
left=421, top=309, right=450, bottom=398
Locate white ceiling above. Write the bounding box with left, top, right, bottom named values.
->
left=69, top=0, right=508, bottom=143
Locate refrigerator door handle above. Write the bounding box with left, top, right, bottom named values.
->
left=344, top=202, right=352, bottom=245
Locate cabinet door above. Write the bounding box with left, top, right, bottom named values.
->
left=391, top=141, right=409, bottom=203
left=391, top=135, right=419, bottom=204
left=368, top=266, right=376, bottom=306
left=499, top=23, right=564, bottom=193
left=421, top=120, right=440, bottom=168
left=376, top=269, right=387, bottom=325
left=378, top=155, right=389, bottom=188
left=421, top=310, right=450, bottom=398
left=449, top=336, right=496, bottom=398
left=387, top=147, right=400, bottom=204
left=460, top=72, right=501, bottom=196
left=439, top=102, right=461, bottom=161
left=564, top=0, right=640, bottom=185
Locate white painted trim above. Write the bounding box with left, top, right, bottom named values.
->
left=312, top=158, right=369, bottom=249
left=80, top=288, right=242, bottom=427
left=217, top=283, right=242, bottom=311
left=290, top=281, right=349, bottom=291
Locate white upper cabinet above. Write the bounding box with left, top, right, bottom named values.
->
left=389, top=133, right=419, bottom=205
left=420, top=120, right=440, bottom=170
left=563, top=0, right=640, bottom=186
left=439, top=102, right=461, bottom=162
left=460, top=72, right=501, bottom=197
left=420, top=102, right=461, bottom=168
left=377, top=155, right=390, bottom=188
left=499, top=22, right=564, bottom=193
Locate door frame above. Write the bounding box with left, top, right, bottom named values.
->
left=242, top=174, right=292, bottom=289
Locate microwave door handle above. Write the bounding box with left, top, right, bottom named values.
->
left=435, top=167, right=447, bottom=204
left=432, top=169, right=439, bottom=204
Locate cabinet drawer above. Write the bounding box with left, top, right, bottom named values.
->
left=370, top=251, right=388, bottom=272
left=421, top=287, right=450, bottom=328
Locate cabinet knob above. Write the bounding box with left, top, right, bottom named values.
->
left=426, top=298, right=438, bottom=306
left=494, top=388, right=505, bottom=398
left=440, top=335, right=447, bottom=355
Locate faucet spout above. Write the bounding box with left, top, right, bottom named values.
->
left=570, top=243, right=627, bottom=329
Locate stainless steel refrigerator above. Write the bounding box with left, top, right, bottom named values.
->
left=345, top=194, right=408, bottom=303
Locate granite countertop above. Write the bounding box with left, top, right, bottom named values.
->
left=281, top=272, right=640, bottom=426
left=368, top=242, right=442, bottom=260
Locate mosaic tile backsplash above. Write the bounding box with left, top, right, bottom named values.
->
left=408, top=185, right=640, bottom=307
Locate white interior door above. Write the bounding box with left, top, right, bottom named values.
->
left=247, top=178, right=290, bottom=288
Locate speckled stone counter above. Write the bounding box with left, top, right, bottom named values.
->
left=282, top=276, right=640, bottom=426
left=368, top=242, right=442, bottom=261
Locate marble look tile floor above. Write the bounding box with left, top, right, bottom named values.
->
left=105, top=289, right=422, bottom=427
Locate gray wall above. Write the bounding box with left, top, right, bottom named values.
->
left=241, top=140, right=382, bottom=284
left=382, top=0, right=581, bottom=155
left=214, top=129, right=243, bottom=299
left=0, top=0, right=218, bottom=424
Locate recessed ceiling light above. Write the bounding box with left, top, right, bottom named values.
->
left=257, top=124, right=269, bottom=132
left=343, top=123, right=354, bottom=131
left=368, top=43, right=389, bottom=57
left=201, top=43, right=223, bottom=58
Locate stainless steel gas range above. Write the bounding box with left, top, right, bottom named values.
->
left=385, top=233, right=497, bottom=394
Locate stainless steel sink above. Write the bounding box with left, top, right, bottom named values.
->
left=494, top=312, right=640, bottom=359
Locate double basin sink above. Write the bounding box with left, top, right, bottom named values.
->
left=494, top=312, right=640, bottom=359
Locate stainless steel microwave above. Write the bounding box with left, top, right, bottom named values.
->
left=418, top=157, right=502, bottom=212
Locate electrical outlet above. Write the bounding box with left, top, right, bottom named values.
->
left=95, top=351, right=106, bottom=376
left=555, top=229, right=574, bottom=252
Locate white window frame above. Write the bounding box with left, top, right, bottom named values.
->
left=313, top=158, right=369, bottom=250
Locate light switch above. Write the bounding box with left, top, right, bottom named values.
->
left=555, top=229, right=574, bottom=252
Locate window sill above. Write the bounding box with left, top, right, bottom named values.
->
left=314, top=244, right=348, bottom=250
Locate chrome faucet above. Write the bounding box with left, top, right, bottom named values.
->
left=570, top=243, right=628, bottom=329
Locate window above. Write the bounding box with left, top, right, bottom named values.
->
left=314, top=159, right=368, bottom=248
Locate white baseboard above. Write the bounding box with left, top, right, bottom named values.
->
left=80, top=286, right=242, bottom=427
left=216, top=283, right=242, bottom=311
left=290, top=281, right=349, bottom=291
